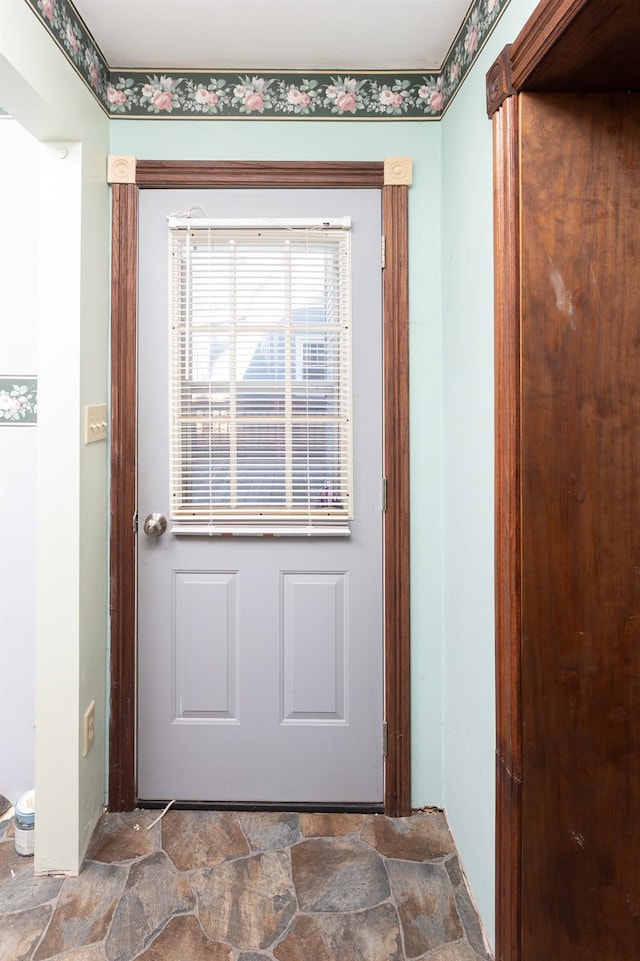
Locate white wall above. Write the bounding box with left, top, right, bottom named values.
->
left=0, top=0, right=110, bottom=873
left=440, top=0, right=539, bottom=946
left=0, top=119, right=39, bottom=804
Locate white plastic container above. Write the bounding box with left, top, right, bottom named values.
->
left=14, top=789, right=35, bottom=856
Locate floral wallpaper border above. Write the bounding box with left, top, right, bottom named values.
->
left=0, top=378, right=38, bottom=425
left=25, top=0, right=509, bottom=119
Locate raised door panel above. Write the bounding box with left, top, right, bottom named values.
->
left=173, top=571, right=238, bottom=718
left=281, top=572, right=346, bottom=721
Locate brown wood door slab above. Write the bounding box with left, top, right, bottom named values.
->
left=519, top=92, right=640, bottom=957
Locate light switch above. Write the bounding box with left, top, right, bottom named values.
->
left=84, top=403, right=107, bottom=444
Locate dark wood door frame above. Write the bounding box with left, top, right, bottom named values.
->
left=108, top=160, right=411, bottom=816
left=487, top=1, right=640, bottom=958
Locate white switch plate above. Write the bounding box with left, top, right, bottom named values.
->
left=84, top=404, right=107, bottom=444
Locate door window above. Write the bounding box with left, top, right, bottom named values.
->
left=168, top=218, right=353, bottom=533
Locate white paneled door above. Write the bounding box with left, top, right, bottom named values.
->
left=137, top=189, right=383, bottom=803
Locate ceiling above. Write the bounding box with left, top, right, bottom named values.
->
left=71, top=0, right=475, bottom=71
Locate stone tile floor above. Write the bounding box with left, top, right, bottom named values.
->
left=0, top=808, right=492, bottom=961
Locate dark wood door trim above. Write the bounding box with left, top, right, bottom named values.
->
left=108, top=182, right=138, bottom=812
left=135, top=159, right=385, bottom=188
left=487, top=2, right=640, bottom=958
left=109, top=161, right=411, bottom=816
left=492, top=95, right=522, bottom=961
left=487, top=0, right=640, bottom=106
left=382, top=184, right=411, bottom=815
left=507, top=0, right=591, bottom=89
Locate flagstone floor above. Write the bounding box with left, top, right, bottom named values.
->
left=0, top=808, right=492, bottom=961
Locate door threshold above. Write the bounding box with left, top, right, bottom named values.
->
left=137, top=799, right=385, bottom=814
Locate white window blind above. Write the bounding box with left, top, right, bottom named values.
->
left=168, top=217, right=353, bottom=535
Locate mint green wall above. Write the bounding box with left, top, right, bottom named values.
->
left=111, top=119, right=445, bottom=805
left=440, top=0, right=538, bottom=945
